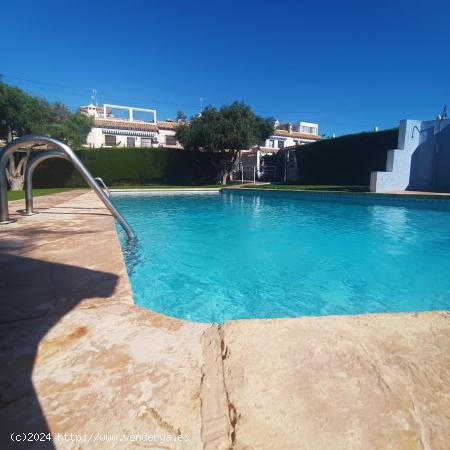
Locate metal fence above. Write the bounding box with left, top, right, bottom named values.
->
left=232, top=164, right=277, bottom=183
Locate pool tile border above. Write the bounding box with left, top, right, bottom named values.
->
left=223, top=187, right=450, bottom=210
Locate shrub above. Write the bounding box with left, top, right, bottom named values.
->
left=32, top=147, right=220, bottom=187
left=295, top=128, right=398, bottom=185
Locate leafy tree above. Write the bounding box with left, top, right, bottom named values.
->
left=176, top=110, right=187, bottom=121
left=50, top=102, right=70, bottom=120
left=0, top=82, right=93, bottom=190
left=44, top=112, right=94, bottom=147
left=175, top=101, right=273, bottom=184
left=0, top=82, right=53, bottom=141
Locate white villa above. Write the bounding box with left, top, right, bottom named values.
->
left=262, top=120, right=321, bottom=150
left=80, top=103, right=182, bottom=149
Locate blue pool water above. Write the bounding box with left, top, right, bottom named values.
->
left=115, top=191, right=450, bottom=323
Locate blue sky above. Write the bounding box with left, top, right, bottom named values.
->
left=1, top=0, right=449, bottom=136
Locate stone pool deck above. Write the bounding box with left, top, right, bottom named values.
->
left=1, top=190, right=449, bottom=449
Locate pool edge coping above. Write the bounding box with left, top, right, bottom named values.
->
left=110, top=186, right=450, bottom=202
left=223, top=186, right=450, bottom=200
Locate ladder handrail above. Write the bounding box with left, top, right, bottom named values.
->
left=24, top=150, right=70, bottom=215
left=0, top=136, right=136, bottom=240
left=94, top=177, right=110, bottom=197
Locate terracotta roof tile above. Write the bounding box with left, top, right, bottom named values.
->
left=95, top=118, right=158, bottom=132
left=94, top=118, right=181, bottom=132
left=274, top=129, right=321, bottom=140
left=157, top=121, right=177, bottom=130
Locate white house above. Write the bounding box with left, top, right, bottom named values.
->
left=262, top=120, right=321, bottom=150
left=235, top=120, right=321, bottom=181
left=80, top=103, right=183, bottom=149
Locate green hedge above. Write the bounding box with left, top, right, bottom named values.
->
left=33, top=147, right=220, bottom=187
left=295, top=128, right=398, bottom=185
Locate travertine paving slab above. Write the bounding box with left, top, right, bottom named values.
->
left=221, top=313, right=450, bottom=449
left=0, top=191, right=213, bottom=449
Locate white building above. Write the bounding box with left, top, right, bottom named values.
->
left=236, top=120, right=321, bottom=178
left=80, top=103, right=183, bottom=148
left=262, top=120, right=321, bottom=150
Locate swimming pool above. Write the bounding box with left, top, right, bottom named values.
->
left=115, top=190, right=450, bottom=323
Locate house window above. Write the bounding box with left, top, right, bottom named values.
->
left=269, top=139, right=275, bottom=148
left=141, top=138, right=153, bottom=147
left=104, top=135, right=116, bottom=146
left=127, top=137, right=135, bottom=147
left=165, top=135, right=177, bottom=146
left=278, top=140, right=285, bottom=149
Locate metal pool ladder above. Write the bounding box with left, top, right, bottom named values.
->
left=0, top=135, right=136, bottom=240
left=94, top=177, right=110, bottom=197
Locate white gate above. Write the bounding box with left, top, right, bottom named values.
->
left=232, top=164, right=276, bottom=183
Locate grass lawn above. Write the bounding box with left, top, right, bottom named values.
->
left=7, top=188, right=78, bottom=201
left=8, top=184, right=223, bottom=201
left=240, top=184, right=369, bottom=192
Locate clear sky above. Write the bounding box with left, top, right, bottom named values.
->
left=1, top=0, right=449, bottom=136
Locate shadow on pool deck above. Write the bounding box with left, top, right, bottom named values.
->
left=0, top=250, right=118, bottom=449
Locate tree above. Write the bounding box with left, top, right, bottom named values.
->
left=0, top=82, right=53, bottom=141
left=175, top=102, right=273, bottom=184
left=176, top=110, right=187, bottom=122
left=44, top=112, right=94, bottom=147
left=0, top=82, right=93, bottom=190
left=0, top=83, right=52, bottom=190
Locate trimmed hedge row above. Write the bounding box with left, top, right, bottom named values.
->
left=33, top=147, right=221, bottom=187
left=295, top=128, right=399, bottom=185
left=32, top=130, right=398, bottom=188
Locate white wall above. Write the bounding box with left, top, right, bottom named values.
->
left=299, top=121, right=319, bottom=135
left=371, top=118, right=450, bottom=193
left=158, top=129, right=182, bottom=147
left=85, top=127, right=181, bottom=148
left=263, top=135, right=316, bottom=149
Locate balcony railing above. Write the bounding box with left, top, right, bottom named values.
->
left=96, top=115, right=153, bottom=124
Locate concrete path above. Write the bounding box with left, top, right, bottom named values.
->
left=1, top=190, right=449, bottom=449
